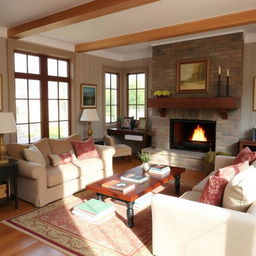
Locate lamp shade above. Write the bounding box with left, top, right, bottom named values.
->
left=80, top=109, right=99, bottom=122
left=0, top=112, right=17, bottom=134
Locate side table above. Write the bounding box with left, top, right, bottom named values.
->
left=0, top=158, right=18, bottom=209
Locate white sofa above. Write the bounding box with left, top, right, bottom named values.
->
left=7, top=134, right=115, bottom=207
left=152, top=155, right=256, bottom=256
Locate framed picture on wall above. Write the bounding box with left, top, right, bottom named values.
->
left=177, top=59, right=208, bottom=93
left=253, top=77, right=256, bottom=111
left=80, top=84, right=97, bottom=108
left=0, top=75, right=2, bottom=111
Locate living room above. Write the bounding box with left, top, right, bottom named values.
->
left=0, top=0, right=256, bottom=255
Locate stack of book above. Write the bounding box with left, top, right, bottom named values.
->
left=120, top=173, right=149, bottom=183
left=72, top=198, right=115, bottom=224
left=134, top=192, right=153, bottom=210
left=102, top=179, right=135, bottom=193
left=148, top=165, right=170, bottom=175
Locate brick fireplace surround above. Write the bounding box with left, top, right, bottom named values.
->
left=145, top=33, right=243, bottom=171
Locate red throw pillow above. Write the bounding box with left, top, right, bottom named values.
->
left=71, top=138, right=100, bottom=160
left=200, top=176, right=229, bottom=206
left=215, top=161, right=249, bottom=181
left=233, top=147, right=256, bottom=164
left=49, top=149, right=77, bottom=166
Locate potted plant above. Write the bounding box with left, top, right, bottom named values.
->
left=137, top=152, right=151, bottom=171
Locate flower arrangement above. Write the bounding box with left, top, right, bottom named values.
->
left=153, top=90, right=171, bottom=98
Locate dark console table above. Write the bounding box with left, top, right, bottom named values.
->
left=107, top=128, right=151, bottom=152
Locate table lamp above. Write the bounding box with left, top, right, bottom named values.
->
left=0, top=112, right=17, bottom=164
left=80, top=109, right=99, bottom=137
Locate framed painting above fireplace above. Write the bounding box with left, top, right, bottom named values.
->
left=177, top=59, right=208, bottom=93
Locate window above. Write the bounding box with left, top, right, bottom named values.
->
left=127, top=73, right=146, bottom=119
left=14, top=52, right=70, bottom=143
left=105, top=72, right=119, bottom=123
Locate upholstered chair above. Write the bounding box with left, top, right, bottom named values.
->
left=104, top=135, right=132, bottom=161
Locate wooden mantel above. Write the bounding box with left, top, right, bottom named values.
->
left=147, top=97, right=241, bottom=119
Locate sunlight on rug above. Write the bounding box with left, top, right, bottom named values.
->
left=2, top=183, right=191, bottom=256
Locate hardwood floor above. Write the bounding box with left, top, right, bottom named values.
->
left=0, top=156, right=207, bottom=255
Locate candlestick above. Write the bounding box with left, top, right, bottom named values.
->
left=216, top=74, right=222, bottom=97
left=226, top=75, right=230, bottom=97
left=218, top=66, right=221, bottom=75
left=227, top=69, right=229, bottom=77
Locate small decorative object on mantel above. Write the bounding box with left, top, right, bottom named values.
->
left=153, top=90, right=171, bottom=98
left=226, top=69, right=230, bottom=97
left=216, top=66, right=222, bottom=97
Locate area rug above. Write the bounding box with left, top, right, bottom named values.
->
left=2, top=183, right=191, bottom=256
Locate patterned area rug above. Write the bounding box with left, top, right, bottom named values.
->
left=2, top=183, right=191, bottom=256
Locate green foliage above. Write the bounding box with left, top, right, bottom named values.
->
left=137, top=152, right=151, bottom=163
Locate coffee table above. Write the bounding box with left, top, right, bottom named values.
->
left=86, top=165, right=185, bottom=228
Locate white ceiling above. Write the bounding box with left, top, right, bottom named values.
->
left=0, top=0, right=256, bottom=60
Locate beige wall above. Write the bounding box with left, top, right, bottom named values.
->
left=241, top=42, right=256, bottom=139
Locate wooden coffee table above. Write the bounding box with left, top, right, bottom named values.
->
left=86, top=165, right=185, bottom=228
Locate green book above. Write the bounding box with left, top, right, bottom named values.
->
left=74, top=199, right=114, bottom=216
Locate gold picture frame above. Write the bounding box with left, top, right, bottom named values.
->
left=0, top=75, right=2, bottom=111
left=80, top=84, right=97, bottom=108
left=177, top=59, right=208, bottom=93
left=253, top=77, right=256, bottom=111
left=137, top=118, right=148, bottom=130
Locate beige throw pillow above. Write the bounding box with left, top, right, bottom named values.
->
left=222, top=166, right=256, bottom=212
left=24, top=144, right=46, bottom=166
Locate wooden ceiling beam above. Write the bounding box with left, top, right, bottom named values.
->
left=75, top=9, right=256, bottom=52
left=8, top=0, right=159, bottom=39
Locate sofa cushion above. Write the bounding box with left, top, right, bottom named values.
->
left=33, top=138, right=51, bottom=165
left=180, top=191, right=201, bottom=202
left=223, top=166, right=256, bottom=212
left=73, top=158, right=104, bottom=176
left=216, top=161, right=249, bottom=181
left=233, top=146, right=256, bottom=164
left=48, top=149, right=77, bottom=167
left=71, top=138, right=100, bottom=160
left=47, top=163, right=81, bottom=187
left=200, top=176, right=229, bottom=206
left=24, top=144, right=46, bottom=166
left=48, top=133, right=80, bottom=154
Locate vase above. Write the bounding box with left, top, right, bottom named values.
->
left=142, top=162, right=150, bottom=172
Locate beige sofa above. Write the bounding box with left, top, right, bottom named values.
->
left=7, top=134, right=115, bottom=207
left=152, top=155, right=256, bottom=256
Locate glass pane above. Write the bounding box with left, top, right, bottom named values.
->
left=128, top=74, right=136, bottom=89
left=14, top=53, right=27, bottom=73
left=60, top=121, right=69, bottom=138
left=111, top=106, right=117, bottom=122
left=28, top=80, right=40, bottom=99
left=29, top=100, right=41, bottom=122
left=128, top=105, right=136, bottom=119
left=49, top=122, right=59, bottom=139
left=58, top=60, right=68, bottom=77
left=105, top=106, right=110, bottom=123
left=15, top=78, right=27, bottom=98
left=111, top=89, right=117, bottom=105
left=48, top=81, right=58, bottom=99
left=48, top=100, right=58, bottom=121
left=137, top=73, right=145, bottom=89
left=105, top=73, right=110, bottom=88
left=105, top=89, right=110, bottom=105
left=30, top=123, right=41, bottom=142
left=16, top=100, right=28, bottom=123
left=128, top=90, right=136, bottom=104
left=28, top=55, right=40, bottom=74
left=137, top=89, right=145, bottom=104
left=111, top=74, right=117, bottom=89
left=17, top=124, right=29, bottom=143
left=59, top=82, right=68, bottom=99
left=59, top=100, right=68, bottom=120
left=47, top=58, right=57, bottom=76
left=137, top=105, right=145, bottom=119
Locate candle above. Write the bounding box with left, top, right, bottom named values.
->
left=218, top=66, right=221, bottom=75
left=227, top=69, right=229, bottom=77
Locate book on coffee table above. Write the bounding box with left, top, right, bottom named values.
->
left=149, top=164, right=170, bottom=174
left=72, top=198, right=115, bottom=224
left=102, top=179, right=135, bottom=193
left=120, top=173, right=149, bottom=183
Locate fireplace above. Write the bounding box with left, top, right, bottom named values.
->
left=170, top=119, right=216, bottom=152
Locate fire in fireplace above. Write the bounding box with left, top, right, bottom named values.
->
left=170, top=119, right=216, bottom=152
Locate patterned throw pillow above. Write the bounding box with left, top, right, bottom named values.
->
left=71, top=138, right=100, bottom=160
left=233, top=147, right=256, bottom=164
left=200, top=176, right=229, bottom=206
left=49, top=149, right=77, bottom=166
left=215, top=161, right=249, bottom=181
